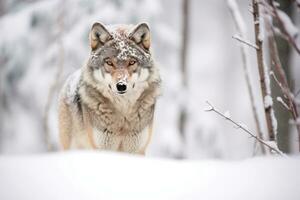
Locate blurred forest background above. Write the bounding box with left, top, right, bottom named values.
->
left=0, top=0, right=300, bottom=159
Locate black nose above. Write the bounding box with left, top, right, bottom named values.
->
left=116, top=82, right=127, bottom=93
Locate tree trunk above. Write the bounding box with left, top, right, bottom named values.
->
left=252, top=0, right=277, bottom=142
left=271, top=0, right=292, bottom=152
left=179, top=0, right=190, bottom=141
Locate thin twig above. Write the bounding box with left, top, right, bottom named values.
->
left=205, top=101, right=286, bottom=156
left=232, top=34, right=259, bottom=50
left=227, top=0, right=266, bottom=154
left=270, top=71, right=288, bottom=98
left=269, top=0, right=300, bottom=54
left=248, top=7, right=254, bottom=14
left=264, top=11, right=300, bottom=151
left=277, top=97, right=290, bottom=111
left=295, top=88, right=300, bottom=97
left=273, top=27, right=289, bottom=40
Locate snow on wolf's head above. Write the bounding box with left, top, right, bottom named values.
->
left=85, top=22, right=155, bottom=99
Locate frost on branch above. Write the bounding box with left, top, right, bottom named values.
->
left=232, top=34, right=259, bottom=49
left=205, top=101, right=285, bottom=156
left=224, top=111, right=231, bottom=119
left=264, top=95, right=273, bottom=108
left=270, top=109, right=278, bottom=137
left=264, top=141, right=284, bottom=155
left=276, top=96, right=289, bottom=110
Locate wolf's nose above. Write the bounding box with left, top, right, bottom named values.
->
left=116, top=82, right=127, bottom=93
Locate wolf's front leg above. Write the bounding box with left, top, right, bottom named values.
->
left=58, top=100, right=73, bottom=150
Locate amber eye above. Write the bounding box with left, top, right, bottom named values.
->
left=129, top=60, right=136, bottom=66
left=105, top=60, right=113, bottom=66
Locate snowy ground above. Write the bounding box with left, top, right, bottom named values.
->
left=0, top=151, right=299, bottom=200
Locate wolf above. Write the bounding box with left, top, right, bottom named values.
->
left=58, top=22, right=161, bottom=155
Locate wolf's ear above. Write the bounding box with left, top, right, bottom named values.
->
left=89, top=22, right=112, bottom=51
left=129, top=23, right=151, bottom=51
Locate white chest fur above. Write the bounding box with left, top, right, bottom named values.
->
left=91, top=126, right=149, bottom=153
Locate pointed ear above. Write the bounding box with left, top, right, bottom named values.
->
left=89, top=22, right=112, bottom=51
left=129, top=23, right=151, bottom=51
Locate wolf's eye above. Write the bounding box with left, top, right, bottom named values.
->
left=105, top=60, right=113, bottom=66
left=129, top=60, right=136, bottom=66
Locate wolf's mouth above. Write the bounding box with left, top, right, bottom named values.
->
left=117, top=91, right=126, bottom=95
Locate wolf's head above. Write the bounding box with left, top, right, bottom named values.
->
left=85, top=22, right=156, bottom=98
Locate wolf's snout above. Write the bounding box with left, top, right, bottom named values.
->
left=116, top=82, right=127, bottom=94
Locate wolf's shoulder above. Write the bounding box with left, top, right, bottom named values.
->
left=59, top=69, right=82, bottom=105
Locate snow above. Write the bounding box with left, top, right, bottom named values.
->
left=258, top=31, right=264, bottom=42
left=257, top=14, right=265, bottom=43
left=277, top=9, right=299, bottom=38
left=109, top=27, right=151, bottom=61
left=276, top=96, right=289, bottom=110
left=264, top=140, right=284, bottom=155
left=273, top=1, right=280, bottom=7
left=224, top=110, right=231, bottom=119
left=263, top=62, right=278, bottom=137
left=237, top=122, right=249, bottom=131
left=270, top=109, right=278, bottom=137
left=263, top=63, right=271, bottom=95
left=264, top=95, right=273, bottom=108
left=0, top=152, right=299, bottom=200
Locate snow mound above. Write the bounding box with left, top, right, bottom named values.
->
left=0, top=151, right=299, bottom=200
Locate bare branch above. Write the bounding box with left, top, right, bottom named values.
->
left=232, top=34, right=259, bottom=50
left=205, top=101, right=286, bottom=156
left=296, top=99, right=300, bottom=107
left=227, top=0, right=266, bottom=154
left=273, top=27, right=289, bottom=40
left=269, top=0, right=300, bottom=54
left=264, top=12, right=300, bottom=151
left=295, top=88, right=300, bottom=97
left=270, top=71, right=288, bottom=98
